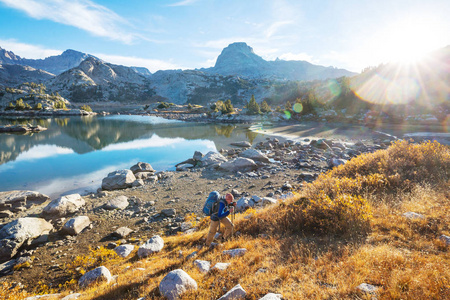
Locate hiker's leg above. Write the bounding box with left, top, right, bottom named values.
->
left=205, top=220, right=219, bottom=245
left=221, top=217, right=234, bottom=240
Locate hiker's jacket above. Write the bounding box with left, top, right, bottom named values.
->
left=211, top=197, right=230, bottom=221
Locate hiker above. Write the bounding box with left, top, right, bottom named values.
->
left=205, top=193, right=235, bottom=247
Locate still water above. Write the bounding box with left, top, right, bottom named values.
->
left=0, top=115, right=266, bottom=198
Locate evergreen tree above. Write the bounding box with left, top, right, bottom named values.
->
left=260, top=100, right=272, bottom=113
left=223, top=99, right=234, bottom=114
left=247, top=95, right=261, bottom=115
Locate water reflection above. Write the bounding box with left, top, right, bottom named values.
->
left=0, top=115, right=263, bottom=198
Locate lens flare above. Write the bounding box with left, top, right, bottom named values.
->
left=293, top=103, right=303, bottom=113
left=327, top=80, right=341, bottom=97
left=386, top=78, right=420, bottom=104
left=284, top=111, right=291, bottom=119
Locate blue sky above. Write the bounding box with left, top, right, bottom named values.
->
left=0, top=0, right=449, bottom=73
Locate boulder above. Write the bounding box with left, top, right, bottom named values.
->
left=159, top=269, right=197, bottom=300
left=239, top=149, right=270, bottom=163
left=261, top=197, right=277, bottom=206
left=218, top=284, right=247, bottom=300
left=114, top=244, right=135, bottom=258
left=218, top=157, right=258, bottom=172
left=43, top=194, right=85, bottom=217
left=200, top=151, right=228, bottom=167
left=356, top=283, right=379, bottom=295
left=130, top=162, right=155, bottom=174
left=230, top=141, right=252, bottom=148
left=193, top=151, right=203, bottom=161
left=211, top=262, right=230, bottom=271
left=0, top=217, right=53, bottom=262
left=132, top=179, right=145, bottom=187
left=0, top=191, right=50, bottom=213
left=138, top=235, right=164, bottom=258
left=112, top=227, right=133, bottom=238
left=403, top=212, right=425, bottom=219
left=135, top=171, right=154, bottom=180
left=193, top=260, right=210, bottom=273
left=102, top=170, right=136, bottom=190
left=78, top=266, right=112, bottom=287
left=329, top=157, right=347, bottom=168
left=104, top=196, right=129, bottom=210
left=259, top=293, right=283, bottom=300
left=440, top=235, right=450, bottom=245
left=161, top=208, right=176, bottom=217
left=0, top=259, right=16, bottom=276
left=235, top=197, right=255, bottom=212
left=62, top=216, right=91, bottom=236
left=223, top=248, right=247, bottom=257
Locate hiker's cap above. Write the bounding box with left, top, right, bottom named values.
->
left=225, top=193, right=234, bottom=202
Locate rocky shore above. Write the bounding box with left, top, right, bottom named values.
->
left=0, top=134, right=396, bottom=290
left=0, top=124, right=47, bottom=133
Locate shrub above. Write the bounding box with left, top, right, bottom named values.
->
left=80, top=105, right=93, bottom=112
left=157, top=102, right=173, bottom=109
left=24, top=103, right=32, bottom=110
left=33, top=103, right=43, bottom=110
left=14, top=98, right=25, bottom=110
left=5, top=102, right=14, bottom=111
left=54, top=100, right=67, bottom=109
left=64, top=246, right=119, bottom=278
left=246, top=95, right=261, bottom=115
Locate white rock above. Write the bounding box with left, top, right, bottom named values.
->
left=193, top=260, right=210, bottom=273
left=138, top=235, right=164, bottom=258
left=25, top=294, right=61, bottom=300
left=223, top=248, right=247, bottom=257
left=0, top=190, right=49, bottom=213
left=259, top=293, right=283, bottom=300
left=235, top=197, right=255, bottom=212
left=251, top=195, right=262, bottom=203
left=261, top=197, right=277, bottom=206
left=200, top=151, right=228, bottom=167
left=176, top=163, right=194, bottom=171
left=356, top=283, right=378, bottom=294
left=43, top=194, right=85, bottom=216
left=211, top=262, right=230, bottom=271
left=135, top=171, right=154, bottom=180
left=402, top=212, right=425, bottom=219
left=131, top=162, right=155, bottom=174
left=159, top=269, right=197, bottom=300
left=230, top=141, right=252, bottom=148
left=218, top=157, right=258, bottom=172
left=218, top=284, right=247, bottom=300
left=440, top=235, right=450, bottom=245
left=0, top=217, right=53, bottom=261
left=132, top=179, right=145, bottom=187
left=62, top=216, right=91, bottom=235
left=114, top=245, right=135, bottom=258
left=102, top=170, right=136, bottom=190
left=105, top=196, right=129, bottom=210
left=239, top=149, right=270, bottom=163
left=61, top=293, right=81, bottom=300
left=78, top=266, right=112, bottom=287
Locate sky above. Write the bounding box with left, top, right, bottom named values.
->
left=0, top=0, right=449, bottom=73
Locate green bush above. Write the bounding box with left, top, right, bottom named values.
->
left=14, top=99, right=25, bottom=111
left=33, top=103, right=43, bottom=110
left=54, top=100, right=67, bottom=109
left=157, top=102, right=173, bottom=109
left=5, top=102, right=14, bottom=111
left=80, top=105, right=93, bottom=112
left=24, top=103, right=32, bottom=110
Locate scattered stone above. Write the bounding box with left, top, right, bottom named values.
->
left=132, top=179, right=145, bottom=187
left=78, top=266, right=112, bottom=287
left=0, top=217, right=53, bottom=262
left=223, top=248, right=247, bottom=257
left=130, top=162, right=155, bottom=174
left=114, top=245, right=135, bottom=258
left=25, top=294, right=61, bottom=300
left=356, top=283, right=379, bottom=295
left=259, top=293, right=283, bottom=300
left=239, top=149, right=270, bottom=163
left=281, top=183, right=292, bottom=191
left=440, top=235, right=450, bottom=245
left=193, top=260, right=210, bottom=273
left=230, top=141, right=252, bottom=148
left=159, top=269, right=198, bottom=300
left=403, top=212, right=425, bottom=219
left=193, top=151, right=203, bottom=161
left=104, top=196, right=129, bottom=210
left=218, top=284, right=247, bottom=300
left=218, top=157, right=258, bottom=173
left=0, top=190, right=50, bottom=213
left=112, top=227, right=133, bottom=238
left=261, top=197, right=277, bottom=206
left=62, top=216, right=91, bottom=236
left=135, top=172, right=154, bottom=180
left=138, top=235, right=164, bottom=258
left=186, top=251, right=198, bottom=260
left=43, top=194, right=85, bottom=217
left=161, top=208, right=176, bottom=217
left=102, top=170, right=136, bottom=190
left=211, top=262, right=230, bottom=271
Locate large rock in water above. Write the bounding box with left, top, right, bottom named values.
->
left=43, top=194, right=85, bottom=217
left=200, top=151, right=227, bottom=167
left=159, top=269, right=198, bottom=300
left=239, top=149, right=270, bottom=163
left=218, top=157, right=257, bottom=172
left=102, top=170, right=136, bottom=190
left=0, top=217, right=53, bottom=262
left=0, top=191, right=50, bottom=213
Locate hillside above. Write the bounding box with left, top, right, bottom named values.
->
left=0, top=140, right=448, bottom=299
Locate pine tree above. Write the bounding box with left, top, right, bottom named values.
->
left=260, top=100, right=272, bottom=113
left=223, top=99, right=234, bottom=114
left=247, top=95, right=261, bottom=115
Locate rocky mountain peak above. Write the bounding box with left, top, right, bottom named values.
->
left=213, top=42, right=267, bottom=76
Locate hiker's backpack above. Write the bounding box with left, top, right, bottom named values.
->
left=202, top=191, right=220, bottom=216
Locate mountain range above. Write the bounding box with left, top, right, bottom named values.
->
left=1, top=42, right=356, bottom=104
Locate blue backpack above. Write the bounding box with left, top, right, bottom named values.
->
left=203, top=191, right=220, bottom=216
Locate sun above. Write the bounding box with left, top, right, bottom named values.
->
left=374, top=15, right=446, bottom=64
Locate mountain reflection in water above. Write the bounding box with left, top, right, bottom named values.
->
left=0, top=115, right=265, bottom=198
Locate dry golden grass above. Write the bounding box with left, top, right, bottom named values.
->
left=4, top=141, right=450, bottom=299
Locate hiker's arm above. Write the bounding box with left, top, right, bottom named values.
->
left=217, top=202, right=230, bottom=218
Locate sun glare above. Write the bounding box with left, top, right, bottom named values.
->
left=375, top=16, right=445, bottom=64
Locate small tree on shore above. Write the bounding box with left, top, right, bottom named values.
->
left=80, top=105, right=92, bottom=112
left=246, top=95, right=261, bottom=115
left=260, top=100, right=272, bottom=113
